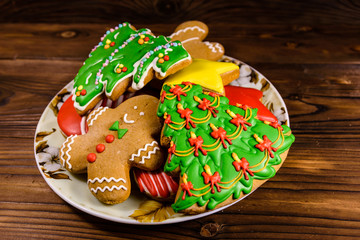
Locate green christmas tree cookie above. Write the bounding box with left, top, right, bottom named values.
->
left=157, top=83, right=295, bottom=213
left=72, top=22, right=192, bottom=114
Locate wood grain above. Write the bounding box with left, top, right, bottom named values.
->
left=1, top=0, right=360, bottom=239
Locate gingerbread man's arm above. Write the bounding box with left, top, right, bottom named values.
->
left=59, top=134, right=88, bottom=173
left=128, top=139, right=164, bottom=171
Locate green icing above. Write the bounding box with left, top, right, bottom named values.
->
left=109, top=120, right=128, bottom=139
left=157, top=84, right=295, bottom=212
left=73, top=22, right=190, bottom=111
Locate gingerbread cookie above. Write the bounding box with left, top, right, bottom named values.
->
left=60, top=95, right=165, bottom=204
left=164, top=59, right=240, bottom=95
left=73, top=22, right=192, bottom=115
left=157, top=83, right=295, bottom=214
left=170, top=21, right=224, bottom=61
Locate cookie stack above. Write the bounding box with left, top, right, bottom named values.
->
left=58, top=21, right=295, bottom=214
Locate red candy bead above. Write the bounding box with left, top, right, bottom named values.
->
left=96, top=144, right=105, bottom=153
left=110, top=41, right=115, bottom=47
left=87, top=153, right=96, bottom=163
left=144, top=37, right=150, bottom=42
left=164, top=55, right=170, bottom=61
left=80, top=89, right=87, bottom=96
left=105, top=134, right=115, bottom=143
left=122, top=67, right=128, bottom=72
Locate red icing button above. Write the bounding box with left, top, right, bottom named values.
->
left=110, top=41, right=115, bottom=47
left=122, top=67, right=128, bottom=72
left=96, top=144, right=105, bottom=153
left=87, top=153, right=96, bottom=163
left=164, top=55, right=169, bottom=61
left=105, top=134, right=115, bottom=143
left=80, top=89, right=87, bottom=96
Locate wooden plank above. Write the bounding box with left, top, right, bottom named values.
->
left=1, top=23, right=360, bottom=64
left=1, top=0, right=360, bottom=26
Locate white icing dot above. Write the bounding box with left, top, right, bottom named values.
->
left=134, top=106, right=138, bottom=109
left=140, top=112, right=144, bottom=116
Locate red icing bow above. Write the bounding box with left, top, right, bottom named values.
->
left=202, top=165, right=221, bottom=194
left=169, top=85, right=187, bottom=101
left=181, top=173, right=194, bottom=200
left=210, top=123, right=232, bottom=148
left=232, top=153, right=254, bottom=180
left=177, top=103, right=196, bottom=129
left=188, top=132, right=207, bottom=156
left=227, top=110, right=252, bottom=130
left=194, top=96, right=219, bottom=117
left=254, top=134, right=277, bottom=158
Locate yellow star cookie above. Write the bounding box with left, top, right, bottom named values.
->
left=164, top=59, right=239, bottom=95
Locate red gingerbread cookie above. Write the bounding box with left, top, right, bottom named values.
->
left=60, top=95, right=165, bottom=204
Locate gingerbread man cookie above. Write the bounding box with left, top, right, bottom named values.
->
left=60, top=95, right=164, bottom=204
left=169, top=21, right=224, bottom=61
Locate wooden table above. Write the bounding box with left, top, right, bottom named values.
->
left=1, top=1, right=360, bottom=239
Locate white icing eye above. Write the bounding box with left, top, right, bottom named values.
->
left=139, top=112, right=144, bottom=116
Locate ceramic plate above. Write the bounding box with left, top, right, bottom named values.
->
left=34, top=56, right=290, bottom=225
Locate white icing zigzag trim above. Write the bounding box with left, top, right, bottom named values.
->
left=87, top=177, right=126, bottom=184
left=90, top=185, right=127, bottom=193
left=169, top=26, right=206, bottom=39
left=60, top=135, right=78, bottom=169
left=129, top=141, right=160, bottom=164
left=203, top=41, right=224, bottom=53
left=87, top=106, right=109, bottom=127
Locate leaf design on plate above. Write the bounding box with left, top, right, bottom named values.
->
left=260, top=78, right=270, bottom=92
left=48, top=172, right=71, bottom=180
left=49, top=88, right=71, bottom=116
left=36, top=128, right=56, bottom=142
left=129, top=200, right=175, bottom=223
left=36, top=141, right=49, bottom=153
left=250, top=70, right=259, bottom=84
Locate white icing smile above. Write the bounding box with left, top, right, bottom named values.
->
left=123, top=113, right=135, bottom=123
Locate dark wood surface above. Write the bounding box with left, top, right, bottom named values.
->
left=1, top=0, right=360, bottom=239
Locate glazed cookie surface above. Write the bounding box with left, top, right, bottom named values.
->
left=73, top=22, right=192, bottom=115
left=164, top=59, right=240, bottom=95
left=157, top=83, right=295, bottom=214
